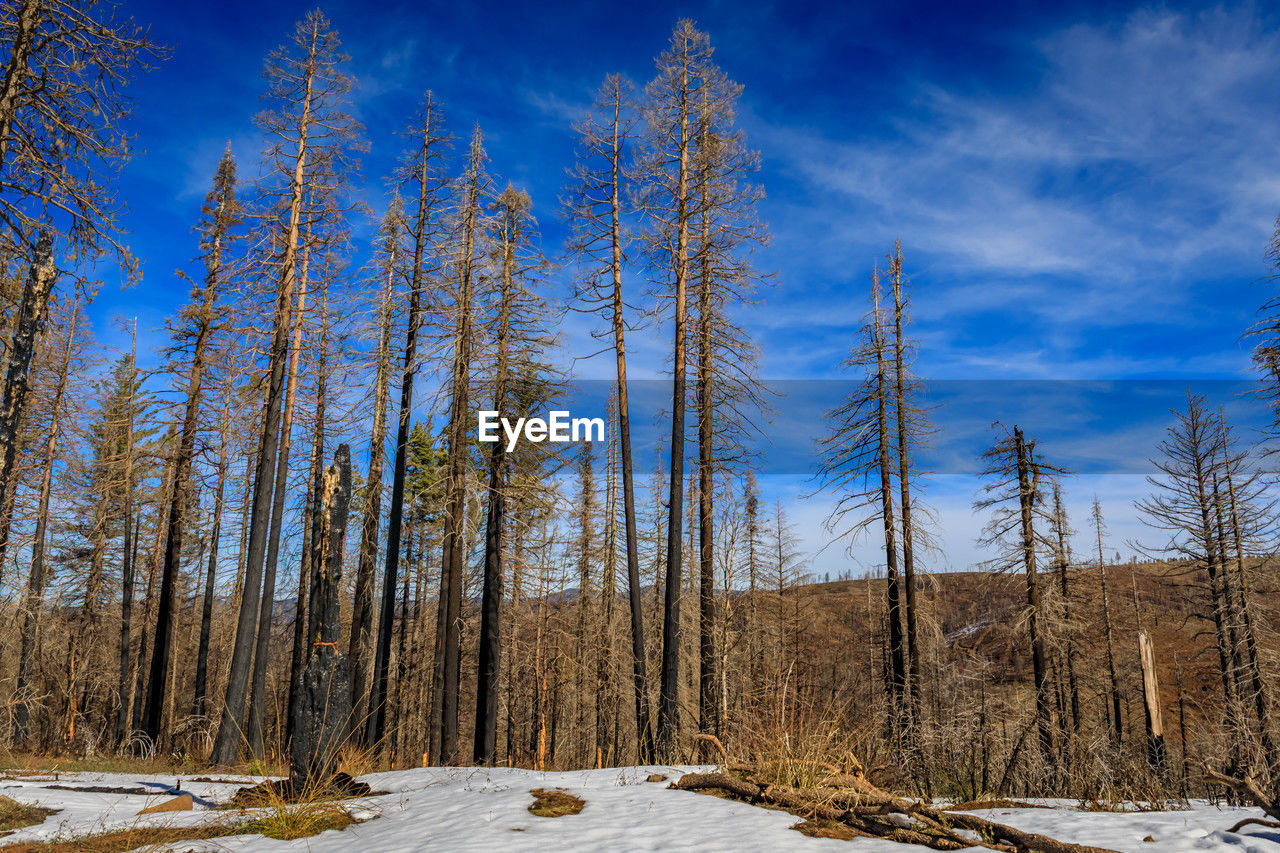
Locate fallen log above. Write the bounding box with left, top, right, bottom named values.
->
left=671, top=770, right=1119, bottom=853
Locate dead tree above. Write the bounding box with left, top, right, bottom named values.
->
left=0, top=0, right=161, bottom=571
left=192, top=375, right=237, bottom=720
left=1216, top=418, right=1280, bottom=792
left=1091, top=497, right=1124, bottom=746
left=474, top=185, right=548, bottom=764
left=638, top=21, right=708, bottom=758
left=1049, top=484, right=1081, bottom=737
left=1134, top=393, right=1247, bottom=778
left=290, top=443, right=352, bottom=788
left=349, top=198, right=404, bottom=731
left=887, top=243, right=928, bottom=739
left=818, top=267, right=907, bottom=740
left=367, top=93, right=449, bottom=752
left=11, top=299, right=78, bottom=746
left=432, top=124, right=490, bottom=764
left=687, top=72, right=768, bottom=745
left=286, top=270, right=335, bottom=744
left=565, top=73, right=654, bottom=762
left=142, top=146, right=241, bottom=745
left=212, top=10, right=360, bottom=765
left=977, top=424, right=1069, bottom=785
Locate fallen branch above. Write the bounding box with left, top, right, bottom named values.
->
left=672, top=769, right=1119, bottom=853
left=1227, top=817, right=1280, bottom=834
left=1201, top=764, right=1280, bottom=832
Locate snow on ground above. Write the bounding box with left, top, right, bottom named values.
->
left=0, top=765, right=1276, bottom=851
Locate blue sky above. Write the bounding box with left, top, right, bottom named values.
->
left=89, top=0, right=1280, bottom=573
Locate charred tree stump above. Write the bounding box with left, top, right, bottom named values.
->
left=290, top=444, right=354, bottom=791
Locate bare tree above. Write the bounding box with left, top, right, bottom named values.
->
left=142, top=145, right=241, bottom=744
left=565, top=73, right=655, bottom=762
left=1048, top=484, right=1081, bottom=739
left=0, top=0, right=162, bottom=570
left=977, top=424, right=1069, bottom=784
left=11, top=298, right=79, bottom=746
left=366, top=94, right=450, bottom=752
left=1091, top=497, right=1123, bottom=747
left=637, top=19, right=742, bottom=759
left=431, top=125, right=491, bottom=764
left=475, top=185, right=550, bottom=764
left=349, top=197, right=405, bottom=732
left=211, top=10, right=361, bottom=765
left=1134, top=394, right=1246, bottom=778
left=817, top=266, right=906, bottom=737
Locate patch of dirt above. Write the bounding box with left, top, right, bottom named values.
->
left=792, top=819, right=860, bottom=840
left=528, top=788, right=585, bottom=817
left=188, top=776, right=258, bottom=785
left=646, top=774, right=667, bottom=783
left=41, top=785, right=145, bottom=796
left=947, top=798, right=1053, bottom=811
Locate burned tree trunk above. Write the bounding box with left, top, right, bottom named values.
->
left=370, top=95, right=446, bottom=753
left=290, top=444, right=352, bottom=789
left=1014, top=427, right=1056, bottom=774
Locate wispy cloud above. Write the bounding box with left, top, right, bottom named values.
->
left=743, top=5, right=1280, bottom=379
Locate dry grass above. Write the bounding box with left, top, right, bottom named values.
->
left=528, top=788, right=585, bottom=817
left=0, top=799, right=361, bottom=851
left=0, top=797, right=56, bottom=835
left=792, top=818, right=860, bottom=840
left=0, top=824, right=238, bottom=852
left=223, top=773, right=365, bottom=840
left=237, top=801, right=358, bottom=840
left=740, top=692, right=863, bottom=791
left=335, top=741, right=379, bottom=778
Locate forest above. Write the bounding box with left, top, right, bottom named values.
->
left=2, top=1, right=1280, bottom=849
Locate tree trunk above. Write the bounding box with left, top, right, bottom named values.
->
left=872, top=275, right=906, bottom=730
left=290, top=444, right=353, bottom=787
left=372, top=99, right=440, bottom=753
left=1093, top=500, right=1123, bottom=746
left=435, top=128, right=484, bottom=764
left=0, top=233, right=55, bottom=575
left=1014, top=427, right=1055, bottom=774
left=246, top=241, right=310, bottom=758
left=114, top=329, right=139, bottom=748
left=143, top=236, right=224, bottom=744
left=12, top=304, right=75, bottom=746
left=210, top=27, right=317, bottom=764
left=656, top=43, right=693, bottom=763
left=889, top=246, right=922, bottom=741
left=474, top=193, right=516, bottom=766
left=193, top=394, right=232, bottom=719
left=695, top=191, right=717, bottom=740
left=350, top=235, right=397, bottom=733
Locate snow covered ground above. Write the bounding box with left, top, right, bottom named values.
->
left=0, top=765, right=1276, bottom=851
